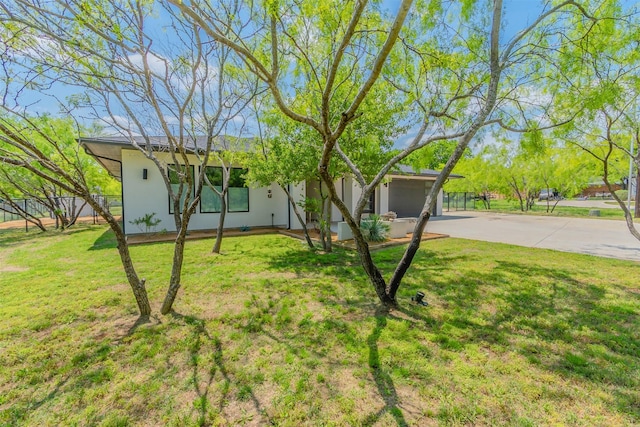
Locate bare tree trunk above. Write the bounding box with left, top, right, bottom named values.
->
left=112, top=225, right=152, bottom=317
left=318, top=181, right=332, bottom=252
left=604, top=173, right=640, bottom=241
left=0, top=193, right=47, bottom=231
left=212, top=191, right=227, bottom=254
left=317, top=168, right=396, bottom=305
left=161, top=222, right=190, bottom=314
left=281, top=184, right=314, bottom=249
left=353, top=231, right=395, bottom=305
left=509, top=177, right=525, bottom=211
left=92, top=200, right=151, bottom=317
left=324, top=193, right=332, bottom=253
left=388, top=211, right=430, bottom=299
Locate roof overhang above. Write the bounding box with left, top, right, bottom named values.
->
left=387, top=172, right=463, bottom=181
left=78, top=137, right=130, bottom=180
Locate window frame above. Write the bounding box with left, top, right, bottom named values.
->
left=198, top=166, right=250, bottom=214
left=167, top=164, right=195, bottom=215
left=226, top=167, right=249, bottom=213
left=199, top=166, right=224, bottom=214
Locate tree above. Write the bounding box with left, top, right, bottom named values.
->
left=0, top=117, right=117, bottom=229
left=168, top=0, right=618, bottom=308
left=245, top=101, right=318, bottom=249
left=444, top=146, right=504, bottom=209
left=2, top=0, right=258, bottom=314
left=0, top=114, right=152, bottom=317
left=545, top=2, right=640, bottom=237
left=529, top=146, right=594, bottom=212
left=203, top=138, right=252, bottom=254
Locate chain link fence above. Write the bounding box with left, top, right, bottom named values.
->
left=0, top=195, right=122, bottom=223
left=444, top=192, right=476, bottom=212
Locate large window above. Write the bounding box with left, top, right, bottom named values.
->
left=200, top=166, right=249, bottom=213
left=227, top=168, right=249, bottom=212
left=168, top=164, right=195, bottom=214
left=364, top=190, right=376, bottom=214
left=200, top=166, right=223, bottom=213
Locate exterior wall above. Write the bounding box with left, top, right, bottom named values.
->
left=435, top=189, right=443, bottom=216
left=379, top=182, right=389, bottom=214
left=388, top=178, right=427, bottom=217
left=386, top=177, right=444, bottom=218
left=121, top=149, right=289, bottom=235
left=287, top=182, right=306, bottom=230
left=331, top=179, right=343, bottom=221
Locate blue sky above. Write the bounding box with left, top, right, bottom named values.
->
left=7, top=0, right=634, bottom=145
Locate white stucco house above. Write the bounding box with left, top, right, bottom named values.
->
left=80, top=136, right=451, bottom=235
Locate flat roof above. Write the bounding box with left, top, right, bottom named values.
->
left=78, top=136, right=249, bottom=180
left=79, top=137, right=462, bottom=181
left=388, top=165, right=463, bottom=180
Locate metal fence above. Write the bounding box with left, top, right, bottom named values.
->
left=444, top=192, right=476, bottom=212
left=0, top=195, right=122, bottom=223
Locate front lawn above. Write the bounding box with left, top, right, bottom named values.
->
left=1, top=226, right=639, bottom=425
left=474, top=199, right=625, bottom=219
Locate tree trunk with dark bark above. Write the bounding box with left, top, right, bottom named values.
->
left=282, top=184, right=315, bottom=249
left=388, top=211, right=430, bottom=299
left=212, top=191, right=227, bottom=254
left=161, top=221, right=190, bottom=314
left=92, top=200, right=151, bottom=317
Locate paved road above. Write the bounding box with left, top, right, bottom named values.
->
left=426, top=211, right=640, bottom=262
left=555, top=199, right=626, bottom=209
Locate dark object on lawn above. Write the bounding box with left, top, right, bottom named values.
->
left=411, top=291, right=428, bottom=306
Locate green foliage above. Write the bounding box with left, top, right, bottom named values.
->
left=360, top=214, right=390, bottom=242
left=298, top=197, right=321, bottom=216
left=0, top=115, right=119, bottom=197
left=615, top=190, right=629, bottom=201
left=0, top=227, right=639, bottom=425
left=128, top=212, right=161, bottom=233
left=407, top=140, right=465, bottom=171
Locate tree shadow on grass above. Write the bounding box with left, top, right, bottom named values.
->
left=88, top=228, right=118, bottom=250
left=391, top=256, right=639, bottom=419
left=361, top=308, right=409, bottom=427
left=170, top=311, right=272, bottom=426
left=0, top=225, right=96, bottom=247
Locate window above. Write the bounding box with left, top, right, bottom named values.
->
left=200, top=166, right=223, bottom=213
left=227, top=168, right=249, bottom=212
left=200, top=166, right=249, bottom=213
left=168, top=164, right=194, bottom=214
left=364, top=190, right=376, bottom=214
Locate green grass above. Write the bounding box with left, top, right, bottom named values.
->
left=1, top=225, right=639, bottom=426
left=475, top=199, right=626, bottom=219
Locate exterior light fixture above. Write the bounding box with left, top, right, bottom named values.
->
left=143, top=168, right=148, bottom=180
left=267, top=189, right=272, bottom=198
left=411, top=291, right=428, bottom=306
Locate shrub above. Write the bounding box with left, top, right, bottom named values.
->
left=360, top=214, right=390, bottom=242
left=129, top=212, right=161, bottom=233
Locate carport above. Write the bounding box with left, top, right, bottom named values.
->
left=386, top=166, right=461, bottom=217
left=388, top=179, right=434, bottom=217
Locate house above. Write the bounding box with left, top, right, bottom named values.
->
left=79, top=136, right=452, bottom=235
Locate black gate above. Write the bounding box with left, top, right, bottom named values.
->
left=444, top=192, right=476, bottom=211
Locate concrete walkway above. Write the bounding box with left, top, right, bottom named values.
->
left=426, top=211, right=640, bottom=262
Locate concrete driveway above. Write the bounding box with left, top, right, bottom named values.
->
left=426, top=211, right=640, bottom=262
